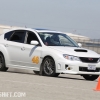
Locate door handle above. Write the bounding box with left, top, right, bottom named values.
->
left=5, top=44, right=8, bottom=47
left=21, top=47, right=25, bottom=51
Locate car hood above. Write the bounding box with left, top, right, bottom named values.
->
left=48, top=46, right=100, bottom=58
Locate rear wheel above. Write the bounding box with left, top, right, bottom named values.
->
left=82, top=75, right=99, bottom=81
left=42, top=57, right=60, bottom=77
left=0, top=53, right=8, bottom=71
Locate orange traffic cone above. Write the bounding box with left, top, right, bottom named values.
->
left=94, top=76, right=100, bottom=91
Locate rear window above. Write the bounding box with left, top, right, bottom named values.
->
left=4, top=31, right=13, bottom=40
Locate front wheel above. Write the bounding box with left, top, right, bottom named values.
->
left=42, top=57, right=60, bottom=77
left=82, top=75, right=99, bottom=81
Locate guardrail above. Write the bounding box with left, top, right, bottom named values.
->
left=71, top=37, right=100, bottom=54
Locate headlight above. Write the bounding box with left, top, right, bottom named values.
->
left=63, top=54, right=80, bottom=61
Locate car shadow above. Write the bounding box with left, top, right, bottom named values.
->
left=1, top=70, right=98, bottom=82
left=56, top=75, right=97, bottom=82
left=3, top=70, right=36, bottom=76
left=58, top=76, right=85, bottom=81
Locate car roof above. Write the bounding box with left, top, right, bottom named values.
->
left=32, top=28, right=62, bottom=33
left=4, top=27, right=63, bottom=34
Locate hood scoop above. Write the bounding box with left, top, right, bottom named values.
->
left=74, top=49, right=87, bottom=52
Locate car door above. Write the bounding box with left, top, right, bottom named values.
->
left=21, top=31, right=42, bottom=70
left=4, top=30, right=26, bottom=67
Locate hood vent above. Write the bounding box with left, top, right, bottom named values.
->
left=74, top=49, right=87, bottom=52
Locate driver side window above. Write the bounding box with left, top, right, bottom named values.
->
left=26, top=31, right=39, bottom=44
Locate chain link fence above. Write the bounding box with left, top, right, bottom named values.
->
left=71, top=36, right=100, bottom=54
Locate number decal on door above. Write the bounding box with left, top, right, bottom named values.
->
left=32, top=56, right=39, bottom=64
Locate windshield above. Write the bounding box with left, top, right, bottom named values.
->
left=38, top=32, right=79, bottom=47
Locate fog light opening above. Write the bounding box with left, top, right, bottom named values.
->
left=65, top=65, right=68, bottom=69
left=68, top=67, right=71, bottom=70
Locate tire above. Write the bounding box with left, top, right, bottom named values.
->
left=42, top=57, right=60, bottom=77
left=82, top=75, right=99, bottom=81
left=33, top=71, right=39, bottom=75
left=0, top=53, right=8, bottom=71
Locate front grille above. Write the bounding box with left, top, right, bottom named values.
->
left=79, top=57, right=99, bottom=63
left=79, top=67, right=100, bottom=72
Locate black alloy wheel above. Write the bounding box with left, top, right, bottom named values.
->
left=42, top=57, right=59, bottom=77
left=82, top=75, right=99, bottom=81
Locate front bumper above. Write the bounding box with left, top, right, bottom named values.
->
left=56, top=59, right=100, bottom=75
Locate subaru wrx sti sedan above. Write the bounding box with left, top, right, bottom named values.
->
left=0, top=28, right=100, bottom=81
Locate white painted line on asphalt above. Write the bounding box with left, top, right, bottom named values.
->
left=0, top=79, right=91, bottom=91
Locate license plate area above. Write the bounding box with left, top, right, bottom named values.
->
left=88, top=65, right=96, bottom=70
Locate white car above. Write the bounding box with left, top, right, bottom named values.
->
left=0, top=28, right=100, bottom=81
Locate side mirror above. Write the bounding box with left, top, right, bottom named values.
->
left=78, top=43, right=82, bottom=47
left=30, top=40, right=39, bottom=45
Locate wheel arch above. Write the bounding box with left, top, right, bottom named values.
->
left=42, top=55, right=55, bottom=64
left=0, top=51, right=4, bottom=55
left=0, top=51, right=7, bottom=66
left=0, top=44, right=9, bottom=67
left=0, top=50, right=8, bottom=71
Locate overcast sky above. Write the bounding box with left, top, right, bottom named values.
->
left=0, top=0, right=100, bottom=39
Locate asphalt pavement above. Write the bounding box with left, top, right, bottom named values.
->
left=0, top=68, right=99, bottom=100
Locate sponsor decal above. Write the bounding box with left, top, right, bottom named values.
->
left=32, top=56, right=39, bottom=64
